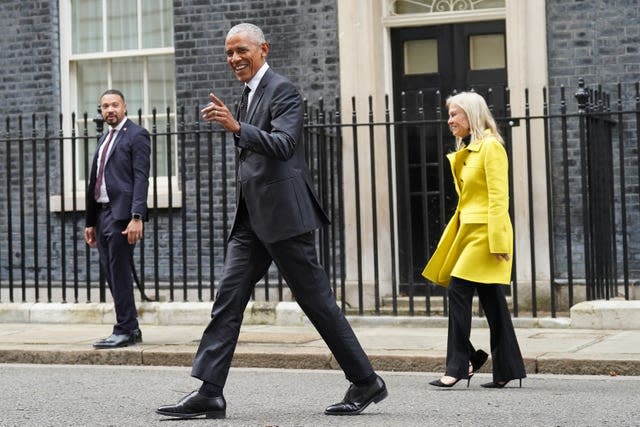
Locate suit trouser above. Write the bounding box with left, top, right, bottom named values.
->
left=96, top=207, right=139, bottom=335
left=445, top=276, right=526, bottom=382
left=191, top=209, right=374, bottom=387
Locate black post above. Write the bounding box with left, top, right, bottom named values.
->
left=575, top=78, right=592, bottom=300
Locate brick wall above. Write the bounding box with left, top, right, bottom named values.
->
left=0, top=0, right=340, bottom=297
left=165, top=0, right=341, bottom=289
left=546, top=0, right=640, bottom=281
left=546, top=0, right=640, bottom=108
left=2, top=0, right=637, bottom=300
left=173, top=0, right=339, bottom=107
left=0, top=0, right=60, bottom=118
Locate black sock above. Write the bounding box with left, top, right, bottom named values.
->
left=354, top=372, right=378, bottom=387
left=199, top=381, right=223, bottom=398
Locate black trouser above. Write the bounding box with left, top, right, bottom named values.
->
left=445, top=276, right=526, bottom=382
left=96, top=207, right=139, bottom=335
left=191, top=204, right=374, bottom=387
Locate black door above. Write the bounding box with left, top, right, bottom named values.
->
left=390, top=21, right=508, bottom=291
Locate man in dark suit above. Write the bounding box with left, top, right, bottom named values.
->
left=84, top=89, right=150, bottom=349
left=156, top=23, right=387, bottom=419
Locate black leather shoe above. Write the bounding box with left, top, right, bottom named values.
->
left=93, top=329, right=142, bottom=349
left=93, top=328, right=142, bottom=342
left=156, top=391, right=226, bottom=419
left=324, top=375, right=388, bottom=415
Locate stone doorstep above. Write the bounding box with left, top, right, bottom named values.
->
left=570, top=300, right=640, bottom=330
left=0, top=300, right=638, bottom=329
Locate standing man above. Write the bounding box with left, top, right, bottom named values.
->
left=156, top=23, right=387, bottom=419
left=84, top=89, right=150, bottom=349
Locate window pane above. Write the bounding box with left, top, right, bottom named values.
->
left=108, top=0, right=137, bottom=51
left=141, top=0, right=174, bottom=48
left=404, top=39, right=438, bottom=75
left=72, top=0, right=102, bottom=54
left=148, top=55, right=175, bottom=110
left=469, top=34, right=505, bottom=70
left=77, top=60, right=107, bottom=115
left=111, top=57, right=144, bottom=114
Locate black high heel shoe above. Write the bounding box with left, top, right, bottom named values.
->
left=480, top=379, right=522, bottom=388
left=470, top=349, right=489, bottom=373
left=429, top=376, right=471, bottom=388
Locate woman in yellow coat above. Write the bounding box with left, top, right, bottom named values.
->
left=423, top=92, right=526, bottom=388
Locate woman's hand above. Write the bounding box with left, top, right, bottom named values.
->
left=493, top=253, right=510, bottom=262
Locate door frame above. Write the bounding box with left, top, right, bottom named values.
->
left=389, top=19, right=509, bottom=288
left=336, top=0, right=550, bottom=306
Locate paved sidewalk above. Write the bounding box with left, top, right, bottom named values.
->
left=1, top=321, right=639, bottom=376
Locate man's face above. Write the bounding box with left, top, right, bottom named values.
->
left=100, top=93, right=127, bottom=127
left=225, top=31, right=269, bottom=83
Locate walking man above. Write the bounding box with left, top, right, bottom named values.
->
left=156, top=23, right=387, bottom=419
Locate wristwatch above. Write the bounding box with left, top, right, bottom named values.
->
left=132, top=213, right=142, bottom=221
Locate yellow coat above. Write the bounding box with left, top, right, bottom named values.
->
left=422, top=132, right=513, bottom=287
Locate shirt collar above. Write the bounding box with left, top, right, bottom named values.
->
left=246, top=62, right=270, bottom=93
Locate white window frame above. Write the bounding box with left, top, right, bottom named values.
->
left=55, top=0, right=181, bottom=212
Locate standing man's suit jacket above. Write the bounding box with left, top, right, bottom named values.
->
left=232, top=68, right=329, bottom=243
left=85, top=118, right=151, bottom=226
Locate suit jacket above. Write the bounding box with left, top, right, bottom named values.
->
left=232, top=68, right=329, bottom=243
left=422, top=131, right=513, bottom=286
left=85, top=118, right=151, bottom=227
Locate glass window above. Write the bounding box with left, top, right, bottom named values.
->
left=142, top=0, right=174, bottom=49
left=77, top=60, right=106, bottom=115
left=404, top=39, right=438, bottom=75
left=71, top=0, right=102, bottom=54
left=148, top=55, right=176, bottom=110
left=65, top=0, right=176, bottom=185
left=112, top=57, right=145, bottom=106
left=107, top=0, right=138, bottom=51
left=394, top=0, right=505, bottom=14
left=469, top=34, right=505, bottom=70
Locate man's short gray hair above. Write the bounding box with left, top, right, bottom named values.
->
left=226, top=23, right=266, bottom=45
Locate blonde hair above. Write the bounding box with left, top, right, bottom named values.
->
left=446, top=91, right=504, bottom=150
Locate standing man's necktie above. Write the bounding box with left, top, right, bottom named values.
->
left=94, top=129, right=116, bottom=201
left=238, top=85, right=251, bottom=122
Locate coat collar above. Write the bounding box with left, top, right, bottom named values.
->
left=464, top=129, right=494, bottom=152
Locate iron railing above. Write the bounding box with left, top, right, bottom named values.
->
left=0, top=80, right=638, bottom=317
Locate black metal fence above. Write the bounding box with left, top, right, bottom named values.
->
left=1, top=79, right=638, bottom=317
